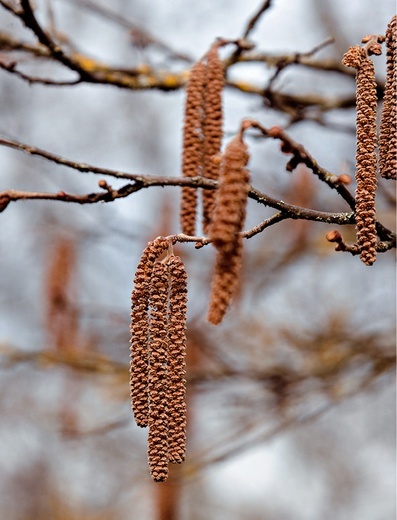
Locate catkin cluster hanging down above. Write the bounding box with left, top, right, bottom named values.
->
left=208, top=133, right=250, bottom=325
left=180, top=41, right=225, bottom=236
left=130, top=240, right=188, bottom=482
left=342, top=45, right=378, bottom=266
left=379, top=15, right=397, bottom=180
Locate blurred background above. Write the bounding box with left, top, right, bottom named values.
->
left=0, top=0, right=395, bottom=519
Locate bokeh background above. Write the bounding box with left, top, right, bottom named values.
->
left=0, top=0, right=395, bottom=519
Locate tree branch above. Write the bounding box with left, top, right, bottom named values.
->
left=0, top=134, right=394, bottom=249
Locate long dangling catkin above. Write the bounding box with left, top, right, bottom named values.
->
left=166, top=255, right=188, bottom=464
left=342, top=45, right=378, bottom=266
left=202, top=42, right=225, bottom=233
left=208, top=236, right=244, bottom=325
left=181, top=60, right=206, bottom=235
left=130, top=237, right=169, bottom=427
left=147, top=261, right=170, bottom=482
left=209, top=133, right=250, bottom=253
left=379, top=15, right=397, bottom=180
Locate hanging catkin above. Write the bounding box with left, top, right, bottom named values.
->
left=130, top=237, right=169, bottom=427
left=166, top=255, right=188, bottom=463
left=208, top=236, right=244, bottom=325
left=147, top=261, right=170, bottom=482
left=209, top=133, right=250, bottom=253
left=181, top=60, right=206, bottom=236
left=202, top=42, right=225, bottom=233
left=343, top=45, right=378, bottom=266
left=379, top=15, right=397, bottom=180
left=207, top=132, right=250, bottom=324
left=130, top=241, right=189, bottom=481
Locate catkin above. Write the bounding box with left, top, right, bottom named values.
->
left=343, top=46, right=378, bottom=265
left=208, top=236, right=244, bottom=325
left=202, top=42, right=225, bottom=233
left=130, top=242, right=189, bottom=481
left=209, top=134, right=250, bottom=253
left=147, top=261, right=170, bottom=482
left=379, top=15, right=397, bottom=180
left=166, top=255, right=188, bottom=463
left=181, top=60, right=206, bottom=235
left=130, top=237, right=169, bottom=427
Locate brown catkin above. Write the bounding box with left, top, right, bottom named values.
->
left=342, top=46, right=378, bottom=266
left=208, top=235, right=244, bottom=325
left=166, top=255, right=188, bottom=463
left=130, top=237, right=169, bottom=427
left=379, top=15, right=397, bottom=180
left=147, top=261, right=170, bottom=482
left=181, top=60, right=207, bottom=235
left=209, top=134, right=250, bottom=253
left=202, top=42, right=225, bottom=233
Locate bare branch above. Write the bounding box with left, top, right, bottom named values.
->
left=0, top=31, right=50, bottom=57
left=244, top=121, right=356, bottom=208
left=1, top=134, right=394, bottom=248
left=243, top=0, right=273, bottom=39
left=0, top=59, right=82, bottom=85
left=17, top=0, right=89, bottom=79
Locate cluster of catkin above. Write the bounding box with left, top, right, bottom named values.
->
left=342, top=17, right=396, bottom=266
left=181, top=40, right=252, bottom=324
left=181, top=40, right=225, bottom=236
left=130, top=238, right=188, bottom=482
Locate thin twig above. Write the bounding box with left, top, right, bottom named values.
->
left=0, top=60, right=81, bottom=85
left=245, top=121, right=356, bottom=209
left=0, top=134, right=394, bottom=247
left=59, top=0, right=192, bottom=63
left=243, top=0, right=273, bottom=39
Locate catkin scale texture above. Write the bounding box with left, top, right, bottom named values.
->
left=343, top=46, right=378, bottom=265
left=207, top=133, right=250, bottom=325
left=379, top=15, right=397, bottom=180
left=147, top=261, right=170, bottom=482
left=202, top=44, right=225, bottom=233
left=166, top=256, right=188, bottom=463
left=208, top=236, right=243, bottom=325
left=130, top=238, right=169, bottom=427
left=181, top=60, right=206, bottom=235
left=209, top=134, right=250, bottom=253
